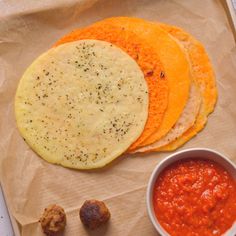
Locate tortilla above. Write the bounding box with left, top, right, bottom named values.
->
left=15, top=40, right=149, bottom=169
left=91, top=17, right=190, bottom=149
left=134, top=81, right=201, bottom=153
left=54, top=23, right=168, bottom=150
left=157, top=23, right=217, bottom=151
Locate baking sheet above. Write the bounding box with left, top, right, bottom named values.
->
left=221, top=0, right=236, bottom=40
left=0, top=0, right=236, bottom=235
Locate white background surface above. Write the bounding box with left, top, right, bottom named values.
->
left=0, top=186, right=14, bottom=236
left=232, top=0, right=236, bottom=10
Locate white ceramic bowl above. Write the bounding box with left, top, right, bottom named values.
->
left=146, top=148, right=236, bottom=236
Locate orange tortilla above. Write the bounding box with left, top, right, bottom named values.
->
left=96, top=17, right=190, bottom=150
left=157, top=23, right=217, bottom=151
left=54, top=22, right=168, bottom=150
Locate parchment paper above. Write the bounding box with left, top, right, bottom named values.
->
left=0, top=0, right=236, bottom=235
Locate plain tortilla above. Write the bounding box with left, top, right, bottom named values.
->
left=135, top=22, right=217, bottom=153
left=15, top=40, right=149, bottom=169
left=133, top=81, right=201, bottom=153
left=157, top=23, right=217, bottom=151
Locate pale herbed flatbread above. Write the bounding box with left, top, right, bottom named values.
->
left=54, top=22, right=169, bottom=151
left=15, top=40, right=149, bottom=169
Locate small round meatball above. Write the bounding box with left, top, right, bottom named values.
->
left=39, top=204, right=66, bottom=236
left=79, top=199, right=110, bottom=230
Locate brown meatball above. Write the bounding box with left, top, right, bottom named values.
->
left=79, top=199, right=110, bottom=230
left=39, top=204, right=66, bottom=236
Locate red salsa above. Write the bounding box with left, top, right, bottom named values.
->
left=153, top=159, right=236, bottom=236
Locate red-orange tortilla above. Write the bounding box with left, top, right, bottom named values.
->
left=90, top=17, right=190, bottom=151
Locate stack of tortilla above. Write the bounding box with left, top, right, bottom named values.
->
left=15, top=17, right=217, bottom=170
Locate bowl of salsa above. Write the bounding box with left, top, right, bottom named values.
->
left=146, top=148, right=236, bottom=236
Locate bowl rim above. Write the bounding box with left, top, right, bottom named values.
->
left=146, top=147, right=236, bottom=236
